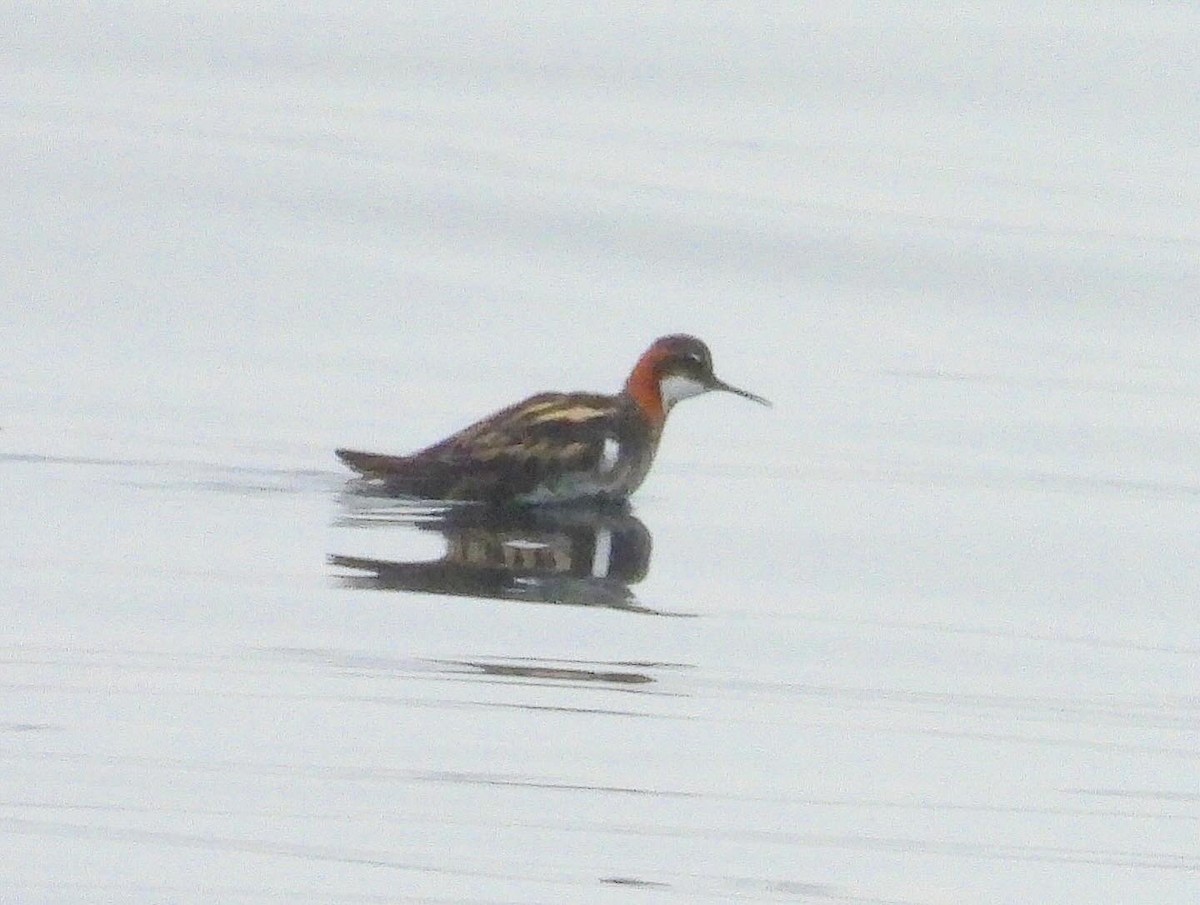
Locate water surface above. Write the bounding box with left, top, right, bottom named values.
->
left=2, top=4, right=1198, bottom=903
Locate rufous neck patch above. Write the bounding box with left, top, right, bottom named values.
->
left=624, top=351, right=667, bottom=428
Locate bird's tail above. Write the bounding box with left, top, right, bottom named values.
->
left=335, top=448, right=418, bottom=478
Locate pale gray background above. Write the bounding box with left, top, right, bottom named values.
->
left=2, top=4, right=1197, bottom=903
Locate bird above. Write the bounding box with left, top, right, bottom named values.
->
left=336, top=334, right=769, bottom=505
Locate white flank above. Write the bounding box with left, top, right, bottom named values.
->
left=658, top=373, right=709, bottom=410
left=599, top=436, right=620, bottom=472
left=591, top=528, right=613, bottom=578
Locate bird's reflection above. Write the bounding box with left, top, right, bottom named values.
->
left=329, top=495, right=668, bottom=613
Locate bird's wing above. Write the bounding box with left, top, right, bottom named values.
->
left=422, top=392, right=616, bottom=474
left=341, top=393, right=622, bottom=501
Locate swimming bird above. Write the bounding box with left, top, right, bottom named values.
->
left=336, top=334, right=769, bottom=504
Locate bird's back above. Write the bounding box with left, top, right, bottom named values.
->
left=337, top=390, right=658, bottom=503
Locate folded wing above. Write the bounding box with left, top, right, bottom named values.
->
left=337, top=392, right=619, bottom=502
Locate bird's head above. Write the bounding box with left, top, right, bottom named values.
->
left=625, top=334, right=770, bottom=425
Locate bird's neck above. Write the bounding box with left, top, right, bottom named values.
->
left=623, top=359, right=667, bottom=430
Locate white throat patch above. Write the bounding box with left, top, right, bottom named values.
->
left=658, top=374, right=709, bottom=411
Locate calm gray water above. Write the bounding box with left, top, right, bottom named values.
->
left=2, top=4, right=1198, bottom=903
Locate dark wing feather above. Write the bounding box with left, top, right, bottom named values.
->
left=418, top=392, right=616, bottom=499
left=339, top=392, right=619, bottom=502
